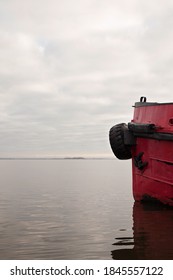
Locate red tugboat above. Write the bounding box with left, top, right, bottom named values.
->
left=109, top=97, right=173, bottom=207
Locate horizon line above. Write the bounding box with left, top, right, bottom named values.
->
left=0, top=156, right=114, bottom=160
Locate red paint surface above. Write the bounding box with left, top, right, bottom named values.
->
left=131, top=103, right=173, bottom=206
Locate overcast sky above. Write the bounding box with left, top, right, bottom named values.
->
left=0, top=0, right=173, bottom=157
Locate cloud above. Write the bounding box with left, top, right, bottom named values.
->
left=0, top=0, right=173, bottom=157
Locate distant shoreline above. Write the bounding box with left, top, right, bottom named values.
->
left=0, top=157, right=114, bottom=160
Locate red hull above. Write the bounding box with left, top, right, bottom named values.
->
left=109, top=97, right=173, bottom=207
left=131, top=99, right=173, bottom=207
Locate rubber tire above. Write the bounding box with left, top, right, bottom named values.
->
left=109, top=123, right=132, bottom=160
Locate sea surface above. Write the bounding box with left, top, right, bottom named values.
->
left=0, top=159, right=173, bottom=260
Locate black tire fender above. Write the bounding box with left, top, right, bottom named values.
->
left=109, top=123, right=132, bottom=160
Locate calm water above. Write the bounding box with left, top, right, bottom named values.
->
left=0, top=159, right=173, bottom=260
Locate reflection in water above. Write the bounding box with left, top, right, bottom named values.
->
left=112, top=202, right=173, bottom=260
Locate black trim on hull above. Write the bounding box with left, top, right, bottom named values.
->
left=128, top=122, right=173, bottom=141
left=128, top=122, right=156, bottom=134
left=133, top=132, right=173, bottom=141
